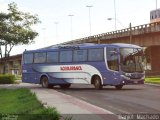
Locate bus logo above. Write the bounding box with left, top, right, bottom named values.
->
left=60, top=66, right=82, bottom=71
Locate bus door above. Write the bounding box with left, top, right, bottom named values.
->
left=106, top=48, right=120, bottom=85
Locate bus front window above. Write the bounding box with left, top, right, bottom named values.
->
left=120, top=48, right=144, bottom=73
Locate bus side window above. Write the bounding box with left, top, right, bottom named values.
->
left=34, top=52, right=46, bottom=63
left=23, top=53, right=33, bottom=64
left=60, top=50, right=72, bottom=62
left=106, top=48, right=119, bottom=71
left=73, top=49, right=87, bottom=62
left=88, top=48, right=104, bottom=61
left=47, top=51, right=59, bottom=63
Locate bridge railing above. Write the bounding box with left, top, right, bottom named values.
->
left=63, top=22, right=160, bottom=44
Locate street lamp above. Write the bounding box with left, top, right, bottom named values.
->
left=42, top=28, right=46, bottom=44
left=86, top=5, right=93, bottom=36
left=114, top=0, right=117, bottom=30
left=54, top=22, right=59, bottom=41
left=156, top=0, right=158, bottom=10
left=107, top=18, right=132, bottom=44
left=107, top=18, right=125, bottom=29
left=68, top=14, right=74, bottom=40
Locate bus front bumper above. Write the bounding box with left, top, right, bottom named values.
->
left=120, top=75, right=144, bottom=85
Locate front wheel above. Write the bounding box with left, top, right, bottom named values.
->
left=115, top=85, right=123, bottom=90
left=93, top=76, right=102, bottom=90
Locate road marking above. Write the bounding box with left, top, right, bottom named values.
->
left=105, top=104, right=130, bottom=114
left=79, top=96, right=87, bottom=100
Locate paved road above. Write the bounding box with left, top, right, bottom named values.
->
left=55, top=84, right=160, bottom=114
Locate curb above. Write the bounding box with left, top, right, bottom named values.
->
left=145, top=83, right=160, bottom=87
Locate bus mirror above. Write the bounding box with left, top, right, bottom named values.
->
left=110, top=51, right=118, bottom=55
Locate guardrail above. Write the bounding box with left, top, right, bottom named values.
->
left=63, top=22, right=160, bottom=44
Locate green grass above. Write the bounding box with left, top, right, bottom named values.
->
left=145, top=77, right=160, bottom=84
left=0, top=88, right=60, bottom=120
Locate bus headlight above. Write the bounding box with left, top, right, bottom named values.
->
left=124, top=73, right=131, bottom=77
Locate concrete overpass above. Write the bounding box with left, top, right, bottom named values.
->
left=63, top=22, right=160, bottom=76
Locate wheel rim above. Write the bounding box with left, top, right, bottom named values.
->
left=95, top=79, right=99, bottom=87
left=94, top=78, right=102, bottom=89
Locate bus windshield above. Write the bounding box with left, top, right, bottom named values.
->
left=120, top=48, right=144, bottom=73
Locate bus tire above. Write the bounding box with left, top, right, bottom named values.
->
left=41, top=76, right=52, bottom=88
left=60, top=84, right=71, bottom=89
left=93, top=76, right=102, bottom=90
left=115, top=85, right=123, bottom=90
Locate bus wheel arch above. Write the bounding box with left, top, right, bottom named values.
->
left=91, top=75, right=102, bottom=90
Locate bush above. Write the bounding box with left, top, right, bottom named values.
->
left=0, top=74, right=16, bottom=84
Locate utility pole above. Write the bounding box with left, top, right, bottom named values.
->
left=68, top=14, right=74, bottom=40
left=156, top=0, right=158, bottom=10
left=42, top=28, right=46, bottom=46
left=129, top=23, right=132, bottom=44
left=114, top=0, right=117, bottom=31
left=54, top=22, right=59, bottom=41
left=86, top=5, right=93, bottom=36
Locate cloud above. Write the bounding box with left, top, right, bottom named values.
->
left=0, top=0, right=4, bottom=2
left=0, top=3, right=8, bottom=12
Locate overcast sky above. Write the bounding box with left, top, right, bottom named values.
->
left=0, top=0, right=158, bottom=55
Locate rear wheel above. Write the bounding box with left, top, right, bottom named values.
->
left=60, top=84, right=71, bottom=89
left=115, top=85, right=123, bottom=90
left=93, top=76, right=102, bottom=90
left=41, top=76, right=53, bottom=88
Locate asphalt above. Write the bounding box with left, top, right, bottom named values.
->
left=56, top=84, right=160, bottom=114
left=0, top=83, right=118, bottom=120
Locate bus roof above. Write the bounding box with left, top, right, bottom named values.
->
left=23, top=43, right=141, bottom=53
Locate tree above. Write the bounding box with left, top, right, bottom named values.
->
left=0, top=2, right=41, bottom=74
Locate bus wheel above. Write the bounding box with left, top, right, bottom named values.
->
left=93, top=76, right=102, bottom=90
left=115, top=85, right=123, bottom=90
left=60, top=84, right=71, bottom=89
left=41, top=76, right=52, bottom=88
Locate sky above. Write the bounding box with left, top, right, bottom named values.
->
left=0, top=0, right=158, bottom=55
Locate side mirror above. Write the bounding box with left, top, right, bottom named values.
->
left=110, top=51, right=119, bottom=56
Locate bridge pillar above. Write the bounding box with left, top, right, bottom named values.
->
left=147, top=46, right=160, bottom=75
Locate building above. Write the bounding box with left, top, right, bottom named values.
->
left=0, top=54, right=22, bottom=75
left=150, top=8, right=160, bottom=23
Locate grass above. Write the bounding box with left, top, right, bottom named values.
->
left=145, top=77, right=160, bottom=84
left=0, top=88, right=60, bottom=120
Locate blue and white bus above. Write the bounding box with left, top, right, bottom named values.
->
left=22, top=43, right=145, bottom=90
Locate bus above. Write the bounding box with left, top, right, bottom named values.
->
left=22, top=43, right=145, bottom=90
